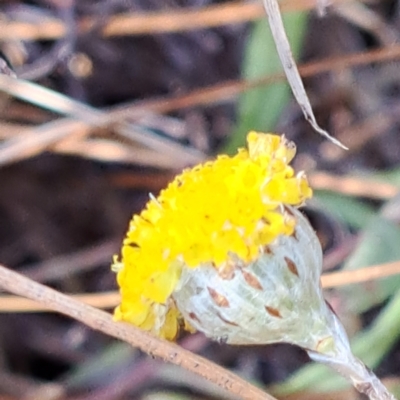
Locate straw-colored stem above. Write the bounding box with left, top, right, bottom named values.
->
left=307, top=310, right=396, bottom=400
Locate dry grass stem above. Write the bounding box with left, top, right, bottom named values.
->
left=109, top=170, right=397, bottom=200
left=54, top=138, right=186, bottom=168
left=0, top=74, right=205, bottom=168
left=19, top=239, right=119, bottom=283
left=262, top=0, right=346, bottom=148
left=111, top=44, right=400, bottom=117
left=309, top=172, right=398, bottom=200
left=0, top=264, right=275, bottom=400
left=1, top=44, right=400, bottom=168
left=334, top=1, right=399, bottom=46
left=1, top=0, right=360, bottom=41
left=2, top=260, right=400, bottom=313
left=320, top=260, right=400, bottom=288
left=0, top=291, right=120, bottom=312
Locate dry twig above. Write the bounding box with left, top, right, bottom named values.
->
left=0, top=74, right=205, bottom=168
left=2, top=44, right=400, bottom=168
left=0, top=264, right=275, bottom=400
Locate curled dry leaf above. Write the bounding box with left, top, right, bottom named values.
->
left=262, top=0, right=347, bottom=149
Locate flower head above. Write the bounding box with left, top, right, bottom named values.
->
left=113, top=131, right=396, bottom=400
left=113, top=131, right=312, bottom=339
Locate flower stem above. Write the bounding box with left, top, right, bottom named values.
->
left=309, top=349, right=395, bottom=399
left=307, top=309, right=396, bottom=400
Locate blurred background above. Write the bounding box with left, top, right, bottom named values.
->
left=1, top=0, right=400, bottom=399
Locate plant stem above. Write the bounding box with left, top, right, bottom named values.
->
left=307, top=309, right=396, bottom=400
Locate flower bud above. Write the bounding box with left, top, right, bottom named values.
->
left=113, top=132, right=312, bottom=340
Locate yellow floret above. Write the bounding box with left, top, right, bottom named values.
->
left=113, top=131, right=312, bottom=339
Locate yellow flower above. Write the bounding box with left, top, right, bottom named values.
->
left=113, top=131, right=312, bottom=339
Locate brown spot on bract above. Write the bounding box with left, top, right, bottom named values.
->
left=283, top=205, right=295, bottom=217
left=261, top=216, right=271, bottom=225
left=241, top=270, right=263, bottom=290
left=265, top=306, right=282, bottom=318
left=216, top=312, right=239, bottom=326
left=189, top=312, right=201, bottom=323
left=207, top=287, right=230, bottom=307
left=263, top=245, right=273, bottom=255
left=291, top=228, right=299, bottom=241
left=218, top=260, right=236, bottom=280
left=285, top=257, right=299, bottom=276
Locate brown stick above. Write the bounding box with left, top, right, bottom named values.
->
left=0, top=264, right=274, bottom=400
